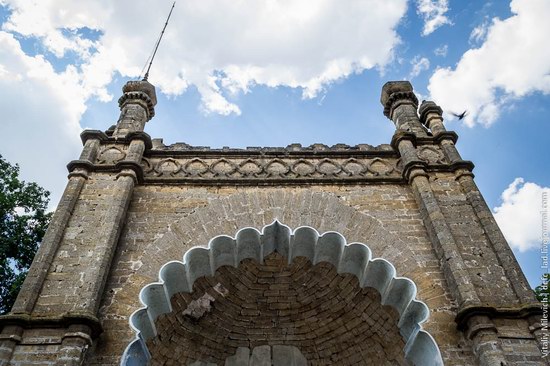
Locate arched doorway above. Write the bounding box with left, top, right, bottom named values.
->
left=121, top=221, right=443, bottom=365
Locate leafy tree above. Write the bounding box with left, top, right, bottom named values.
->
left=534, top=272, right=550, bottom=303
left=0, top=155, right=51, bottom=314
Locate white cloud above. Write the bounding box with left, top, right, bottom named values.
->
left=428, top=0, right=550, bottom=126
left=1, top=0, right=407, bottom=115
left=493, top=178, right=550, bottom=252
left=416, top=0, right=452, bottom=36
left=0, top=31, right=83, bottom=208
left=0, top=0, right=409, bottom=207
left=433, top=44, right=448, bottom=57
left=469, top=19, right=490, bottom=44
left=1, top=1, right=105, bottom=58
left=409, top=56, right=430, bottom=79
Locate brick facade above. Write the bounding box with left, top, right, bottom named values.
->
left=0, top=80, right=545, bottom=365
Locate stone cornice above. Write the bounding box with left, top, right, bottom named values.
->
left=455, top=304, right=543, bottom=331
left=80, top=130, right=153, bottom=149
left=0, top=312, right=103, bottom=338
left=149, top=141, right=398, bottom=156
left=126, top=132, right=154, bottom=149
left=66, top=159, right=95, bottom=173
left=380, top=81, right=418, bottom=119
left=390, top=132, right=461, bottom=148
left=80, top=130, right=109, bottom=144
left=431, top=131, right=458, bottom=144
left=72, top=130, right=475, bottom=185
left=68, top=160, right=144, bottom=182
left=383, top=92, right=419, bottom=119
left=390, top=131, right=418, bottom=150
left=450, top=160, right=475, bottom=172
left=418, top=101, right=443, bottom=125
left=118, top=91, right=155, bottom=120
left=403, top=163, right=429, bottom=184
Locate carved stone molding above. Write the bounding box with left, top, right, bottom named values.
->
left=96, top=146, right=127, bottom=165
left=76, top=137, right=474, bottom=184
left=139, top=155, right=403, bottom=183
left=417, top=145, right=448, bottom=165
left=0, top=312, right=103, bottom=338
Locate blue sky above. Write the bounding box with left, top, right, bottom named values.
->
left=0, top=0, right=548, bottom=288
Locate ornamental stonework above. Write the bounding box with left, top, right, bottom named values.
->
left=140, top=155, right=402, bottom=182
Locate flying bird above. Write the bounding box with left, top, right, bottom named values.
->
left=451, top=110, right=468, bottom=120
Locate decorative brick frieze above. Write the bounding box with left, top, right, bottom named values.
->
left=140, top=155, right=403, bottom=183
left=66, top=137, right=478, bottom=185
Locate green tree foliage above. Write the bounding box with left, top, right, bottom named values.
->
left=535, top=273, right=550, bottom=303
left=0, top=155, right=51, bottom=314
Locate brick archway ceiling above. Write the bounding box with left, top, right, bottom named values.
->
left=121, top=221, right=443, bottom=366
left=149, top=254, right=405, bottom=365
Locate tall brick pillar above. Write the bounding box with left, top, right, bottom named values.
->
left=381, top=81, right=544, bottom=365
left=381, top=81, right=482, bottom=309
left=0, top=80, right=156, bottom=366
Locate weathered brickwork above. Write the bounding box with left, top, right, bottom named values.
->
left=33, top=173, right=134, bottom=315
left=148, top=254, right=405, bottom=365
left=8, top=329, right=63, bottom=366
left=83, top=186, right=475, bottom=365
left=429, top=173, right=518, bottom=305
left=0, top=80, right=545, bottom=366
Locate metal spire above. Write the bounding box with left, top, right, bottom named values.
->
left=140, top=2, right=176, bottom=81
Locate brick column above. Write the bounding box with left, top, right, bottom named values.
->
left=0, top=80, right=156, bottom=365
left=381, top=82, right=480, bottom=309
left=0, top=326, right=22, bottom=366
left=419, top=100, right=536, bottom=304
left=466, top=315, right=510, bottom=366
left=11, top=138, right=99, bottom=315
left=456, top=172, right=536, bottom=302
left=419, top=100, right=544, bottom=362
left=380, top=81, right=427, bottom=136
left=0, top=137, right=99, bottom=365
left=381, top=81, right=508, bottom=365
left=82, top=80, right=155, bottom=313
left=57, top=324, right=93, bottom=366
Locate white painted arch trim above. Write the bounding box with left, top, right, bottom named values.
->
left=121, top=221, right=444, bottom=366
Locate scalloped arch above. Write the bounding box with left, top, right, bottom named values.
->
left=121, top=221, right=443, bottom=366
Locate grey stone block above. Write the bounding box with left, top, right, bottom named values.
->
left=225, top=347, right=250, bottom=366
left=272, top=345, right=307, bottom=366
left=249, top=345, right=270, bottom=366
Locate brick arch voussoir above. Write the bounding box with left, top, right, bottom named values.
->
left=138, top=189, right=422, bottom=280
